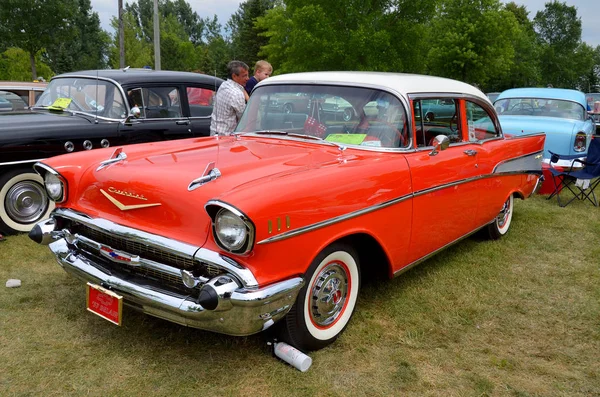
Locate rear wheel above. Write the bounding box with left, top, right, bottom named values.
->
left=278, top=243, right=360, bottom=351
left=486, top=195, right=513, bottom=239
left=0, top=169, right=54, bottom=234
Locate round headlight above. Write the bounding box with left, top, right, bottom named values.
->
left=214, top=208, right=248, bottom=251
left=44, top=172, right=64, bottom=202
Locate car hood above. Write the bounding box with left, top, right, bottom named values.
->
left=0, top=109, right=94, bottom=139
left=498, top=115, right=580, bottom=157
left=69, top=137, right=351, bottom=247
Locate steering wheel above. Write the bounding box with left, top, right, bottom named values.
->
left=449, top=113, right=458, bottom=132
left=510, top=102, right=534, bottom=114
left=376, top=121, right=406, bottom=148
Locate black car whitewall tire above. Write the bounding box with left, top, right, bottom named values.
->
left=0, top=169, right=54, bottom=234
left=279, top=243, right=360, bottom=351
left=487, top=194, right=513, bottom=240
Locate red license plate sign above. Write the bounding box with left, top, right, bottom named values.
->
left=86, top=283, right=123, bottom=325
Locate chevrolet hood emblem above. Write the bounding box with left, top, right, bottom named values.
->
left=100, top=189, right=161, bottom=211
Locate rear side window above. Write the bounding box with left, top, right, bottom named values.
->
left=466, top=101, right=499, bottom=141
left=187, top=87, right=216, bottom=118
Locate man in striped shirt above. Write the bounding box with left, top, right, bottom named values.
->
left=210, top=61, right=250, bottom=136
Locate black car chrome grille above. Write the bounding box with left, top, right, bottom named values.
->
left=63, top=221, right=222, bottom=291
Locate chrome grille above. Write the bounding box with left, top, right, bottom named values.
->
left=64, top=221, right=222, bottom=290
left=82, top=225, right=196, bottom=269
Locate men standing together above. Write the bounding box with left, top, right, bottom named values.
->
left=210, top=60, right=273, bottom=136
left=210, top=61, right=249, bottom=136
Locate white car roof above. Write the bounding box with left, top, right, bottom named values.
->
left=260, top=71, right=488, bottom=102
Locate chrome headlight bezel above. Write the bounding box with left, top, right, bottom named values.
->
left=34, top=163, right=67, bottom=203
left=206, top=201, right=255, bottom=254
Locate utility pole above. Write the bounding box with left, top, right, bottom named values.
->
left=118, top=0, right=124, bottom=68
left=153, top=0, right=161, bottom=70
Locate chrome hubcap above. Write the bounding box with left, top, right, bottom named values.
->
left=310, top=263, right=349, bottom=327
left=5, top=180, right=48, bottom=223
left=497, top=198, right=511, bottom=228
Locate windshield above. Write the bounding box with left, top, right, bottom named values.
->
left=494, top=97, right=586, bottom=121
left=236, top=84, right=408, bottom=148
left=35, top=77, right=127, bottom=119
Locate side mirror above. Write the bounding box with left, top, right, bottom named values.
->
left=429, top=135, right=450, bottom=156
left=130, top=106, right=141, bottom=118
left=122, top=106, right=141, bottom=125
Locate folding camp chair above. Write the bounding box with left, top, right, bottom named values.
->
left=547, top=137, right=600, bottom=207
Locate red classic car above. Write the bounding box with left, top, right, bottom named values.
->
left=29, top=72, right=545, bottom=352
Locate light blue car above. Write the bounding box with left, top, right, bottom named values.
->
left=494, top=88, right=595, bottom=193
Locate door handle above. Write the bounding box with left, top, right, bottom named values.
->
left=463, top=149, right=477, bottom=156
left=176, top=120, right=190, bottom=125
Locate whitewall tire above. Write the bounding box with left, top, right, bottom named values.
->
left=278, top=243, right=360, bottom=351
left=0, top=169, right=54, bottom=234
left=487, top=194, right=513, bottom=240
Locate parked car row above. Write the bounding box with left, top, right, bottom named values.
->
left=27, top=71, right=545, bottom=352
left=0, top=69, right=222, bottom=235
left=491, top=88, right=596, bottom=194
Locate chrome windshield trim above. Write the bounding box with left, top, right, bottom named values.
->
left=51, top=208, right=259, bottom=288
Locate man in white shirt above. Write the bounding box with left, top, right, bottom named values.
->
left=210, top=61, right=250, bottom=135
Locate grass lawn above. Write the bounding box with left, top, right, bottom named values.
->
left=1, top=194, right=599, bottom=396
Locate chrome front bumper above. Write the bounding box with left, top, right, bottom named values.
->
left=41, top=229, right=303, bottom=336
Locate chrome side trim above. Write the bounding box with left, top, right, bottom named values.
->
left=258, top=154, right=542, bottom=244
left=51, top=208, right=259, bottom=288
left=257, top=193, right=413, bottom=244
left=504, top=132, right=546, bottom=140
left=0, top=158, right=45, bottom=167
left=492, top=150, right=544, bottom=174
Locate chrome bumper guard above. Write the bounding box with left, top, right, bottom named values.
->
left=34, top=218, right=304, bottom=336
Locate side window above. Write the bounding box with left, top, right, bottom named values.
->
left=414, top=98, right=461, bottom=147
left=187, top=87, right=216, bottom=118
left=127, top=87, right=182, bottom=119
left=466, top=101, right=499, bottom=141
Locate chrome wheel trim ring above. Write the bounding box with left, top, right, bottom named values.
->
left=309, top=261, right=350, bottom=328
left=5, top=180, right=49, bottom=223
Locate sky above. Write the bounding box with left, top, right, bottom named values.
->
left=89, top=0, right=599, bottom=47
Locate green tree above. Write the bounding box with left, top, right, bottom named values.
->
left=487, top=2, right=541, bottom=91
left=426, top=0, right=519, bottom=87
left=108, top=12, right=153, bottom=69
left=0, top=47, right=53, bottom=81
left=0, top=0, right=76, bottom=79
left=125, top=0, right=207, bottom=45
left=159, top=14, right=199, bottom=71
left=228, top=0, right=276, bottom=68
left=257, top=0, right=437, bottom=74
left=533, top=1, right=583, bottom=88
left=44, top=0, right=110, bottom=73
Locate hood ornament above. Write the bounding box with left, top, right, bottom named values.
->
left=97, top=148, right=127, bottom=171
left=188, top=162, right=222, bottom=191
left=100, top=189, right=161, bottom=211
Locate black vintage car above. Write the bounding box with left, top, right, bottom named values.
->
left=0, top=68, right=222, bottom=234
